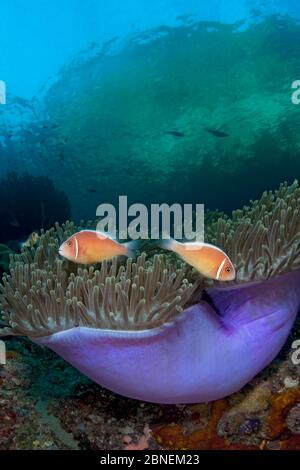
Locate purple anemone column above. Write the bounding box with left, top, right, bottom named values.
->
left=36, top=269, right=300, bottom=404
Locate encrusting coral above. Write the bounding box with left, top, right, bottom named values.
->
left=1, top=180, right=300, bottom=339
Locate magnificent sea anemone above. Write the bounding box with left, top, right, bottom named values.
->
left=1, top=182, right=300, bottom=404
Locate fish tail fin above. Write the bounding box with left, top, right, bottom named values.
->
left=157, top=237, right=180, bottom=252
left=123, top=239, right=140, bottom=259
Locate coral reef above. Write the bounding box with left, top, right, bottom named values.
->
left=1, top=8, right=300, bottom=450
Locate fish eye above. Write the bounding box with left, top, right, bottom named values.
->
left=67, top=240, right=72, bottom=247
left=225, top=267, right=231, bottom=273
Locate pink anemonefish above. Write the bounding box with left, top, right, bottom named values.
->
left=59, top=230, right=138, bottom=264
left=159, top=238, right=236, bottom=281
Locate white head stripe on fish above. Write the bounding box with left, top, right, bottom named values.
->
left=216, top=257, right=226, bottom=280
left=74, top=236, right=79, bottom=261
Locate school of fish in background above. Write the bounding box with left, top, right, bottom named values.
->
left=0, top=13, right=300, bottom=250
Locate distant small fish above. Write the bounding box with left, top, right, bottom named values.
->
left=166, top=130, right=185, bottom=138
left=20, top=232, right=40, bottom=249
left=205, top=128, right=229, bottom=138
left=87, top=188, right=97, bottom=193
left=59, top=230, right=138, bottom=264
left=9, top=220, right=20, bottom=228
left=158, top=238, right=235, bottom=281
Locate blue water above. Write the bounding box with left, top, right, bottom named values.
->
left=1, top=0, right=299, bottom=99
left=0, top=0, right=300, bottom=242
